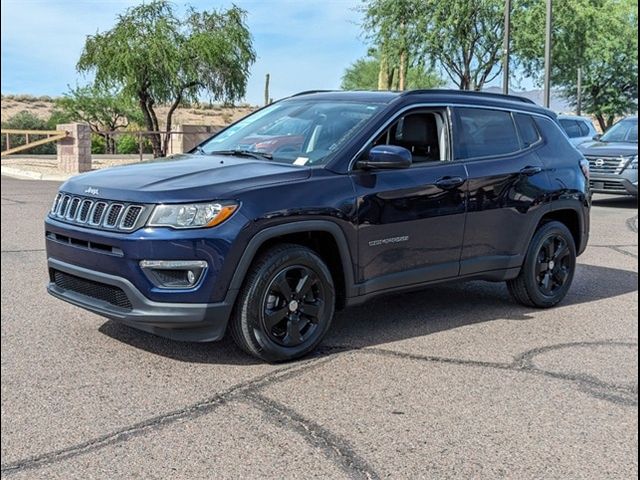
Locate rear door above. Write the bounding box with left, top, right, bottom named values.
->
left=351, top=108, right=468, bottom=294
left=452, top=107, right=551, bottom=275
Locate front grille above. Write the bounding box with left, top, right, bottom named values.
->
left=104, top=204, right=124, bottom=228
left=52, top=269, right=133, bottom=310
left=585, top=156, right=626, bottom=174
left=121, top=206, right=143, bottom=230
left=90, top=202, right=107, bottom=225
left=50, top=193, right=147, bottom=232
left=590, top=179, right=628, bottom=192
left=77, top=200, right=93, bottom=223
left=67, top=197, right=81, bottom=219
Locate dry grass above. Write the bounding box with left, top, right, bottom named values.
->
left=1, top=95, right=258, bottom=127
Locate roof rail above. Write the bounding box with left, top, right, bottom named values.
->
left=290, top=90, right=337, bottom=97
left=401, top=89, right=536, bottom=105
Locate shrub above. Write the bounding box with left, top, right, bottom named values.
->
left=1, top=111, right=56, bottom=154
left=91, top=134, right=106, bottom=154
left=116, top=134, right=139, bottom=154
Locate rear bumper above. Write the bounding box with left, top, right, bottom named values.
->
left=589, top=175, right=638, bottom=196
left=47, top=258, right=233, bottom=341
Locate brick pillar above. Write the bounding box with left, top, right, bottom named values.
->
left=57, top=123, right=92, bottom=173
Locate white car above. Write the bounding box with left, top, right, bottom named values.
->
left=558, top=115, right=599, bottom=146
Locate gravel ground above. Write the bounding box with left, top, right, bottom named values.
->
left=1, top=176, right=637, bottom=479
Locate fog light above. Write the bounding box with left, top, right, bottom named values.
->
left=140, top=260, right=208, bottom=289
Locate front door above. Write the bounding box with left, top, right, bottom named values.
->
left=351, top=109, right=468, bottom=295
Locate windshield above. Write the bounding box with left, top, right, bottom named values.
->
left=198, top=100, right=383, bottom=165
left=600, top=118, right=638, bottom=143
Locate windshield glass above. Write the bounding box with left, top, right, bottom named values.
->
left=199, top=100, right=383, bottom=165
left=600, top=118, right=638, bottom=143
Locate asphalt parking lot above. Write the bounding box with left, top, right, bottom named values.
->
left=1, top=174, right=637, bottom=479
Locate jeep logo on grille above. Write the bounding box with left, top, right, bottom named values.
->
left=594, top=158, right=605, bottom=167
left=84, top=187, right=100, bottom=196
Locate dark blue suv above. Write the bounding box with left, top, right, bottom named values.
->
left=46, top=90, right=591, bottom=361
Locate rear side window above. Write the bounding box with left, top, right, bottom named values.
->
left=559, top=119, right=581, bottom=138
left=578, top=121, right=591, bottom=136
left=514, top=113, right=541, bottom=148
left=455, top=108, right=519, bottom=159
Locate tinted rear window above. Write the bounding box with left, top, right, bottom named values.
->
left=578, top=121, right=591, bottom=136
left=455, top=108, right=519, bottom=159
left=559, top=119, right=581, bottom=138
left=514, top=113, right=541, bottom=148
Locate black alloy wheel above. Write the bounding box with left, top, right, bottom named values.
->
left=535, top=234, right=572, bottom=296
left=230, top=244, right=335, bottom=362
left=262, top=266, right=325, bottom=347
left=507, top=221, right=577, bottom=308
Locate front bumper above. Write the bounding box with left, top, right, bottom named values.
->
left=589, top=175, right=638, bottom=196
left=48, top=258, right=233, bottom=341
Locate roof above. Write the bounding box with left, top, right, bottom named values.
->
left=289, top=89, right=553, bottom=117
left=557, top=115, right=595, bottom=122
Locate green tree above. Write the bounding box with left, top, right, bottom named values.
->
left=77, top=1, right=255, bottom=157
left=360, top=0, right=425, bottom=90
left=1, top=111, right=58, bottom=154
left=54, top=85, right=142, bottom=154
left=341, top=53, right=444, bottom=90
left=360, top=0, right=505, bottom=91
left=513, top=0, right=638, bottom=130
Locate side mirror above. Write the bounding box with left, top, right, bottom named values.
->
left=356, top=145, right=412, bottom=170
left=592, top=134, right=602, bottom=141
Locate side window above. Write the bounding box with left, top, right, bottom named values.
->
left=514, top=113, right=541, bottom=148
left=454, top=108, right=519, bottom=159
left=578, top=121, right=591, bottom=136
left=370, top=110, right=449, bottom=164
left=559, top=119, right=581, bottom=138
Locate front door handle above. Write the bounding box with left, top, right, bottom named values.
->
left=435, top=176, right=465, bottom=189
left=520, top=165, right=543, bottom=176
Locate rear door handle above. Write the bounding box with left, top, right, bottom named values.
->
left=435, top=176, right=465, bottom=189
left=520, top=165, right=543, bottom=176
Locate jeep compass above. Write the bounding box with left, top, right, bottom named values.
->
left=46, top=90, right=591, bottom=361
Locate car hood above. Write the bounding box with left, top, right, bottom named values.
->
left=60, top=154, right=311, bottom=203
left=578, top=141, right=638, bottom=157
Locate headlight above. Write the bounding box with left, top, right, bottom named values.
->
left=147, top=202, right=238, bottom=229
left=626, top=155, right=638, bottom=170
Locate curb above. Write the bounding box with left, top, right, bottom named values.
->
left=1, top=166, right=72, bottom=182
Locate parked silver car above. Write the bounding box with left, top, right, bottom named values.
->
left=558, top=115, right=599, bottom=146
left=578, top=116, right=638, bottom=197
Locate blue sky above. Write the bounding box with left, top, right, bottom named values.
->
left=1, top=0, right=373, bottom=105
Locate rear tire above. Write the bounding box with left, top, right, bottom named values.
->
left=507, top=221, right=577, bottom=308
left=230, top=243, right=335, bottom=362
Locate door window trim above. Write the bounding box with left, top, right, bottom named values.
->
left=451, top=109, right=544, bottom=163
left=348, top=102, right=551, bottom=171
left=351, top=106, right=453, bottom=171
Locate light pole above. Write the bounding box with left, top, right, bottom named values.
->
left=576, top=67, right=583, bottom=115
left=543, top=0, right=553, bottom=108
left=502, top=0, right=511, bottom=94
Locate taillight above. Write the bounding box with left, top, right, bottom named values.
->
left=580, top=158, right=590, bottom=179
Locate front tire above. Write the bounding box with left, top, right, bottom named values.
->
left=507, top=221, right=577, bottom=308
left=230, top=244, right=335, bottom=362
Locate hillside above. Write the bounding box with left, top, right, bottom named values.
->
left=1, top=95, right=257, bottom=128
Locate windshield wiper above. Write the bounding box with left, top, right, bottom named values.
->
left=208, top=149, right=273, bottom=160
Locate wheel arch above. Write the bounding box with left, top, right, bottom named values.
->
left=228, top=221, right=356, bottom=309
left=538, top=208, right=583, bottom=253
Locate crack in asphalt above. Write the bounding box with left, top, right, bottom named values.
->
left=359, top=340, right=638, bottom=407
left=1, top=207, right=637, bottom=476
left=243, top=393, right=380, bottom=480
left=607, top=246, right=638, bottom=259
left=1, top=338, right=637, bottom=476
left=0, top=355, right=336, bottom=476
left=1, top=249, right=46, bottom=254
